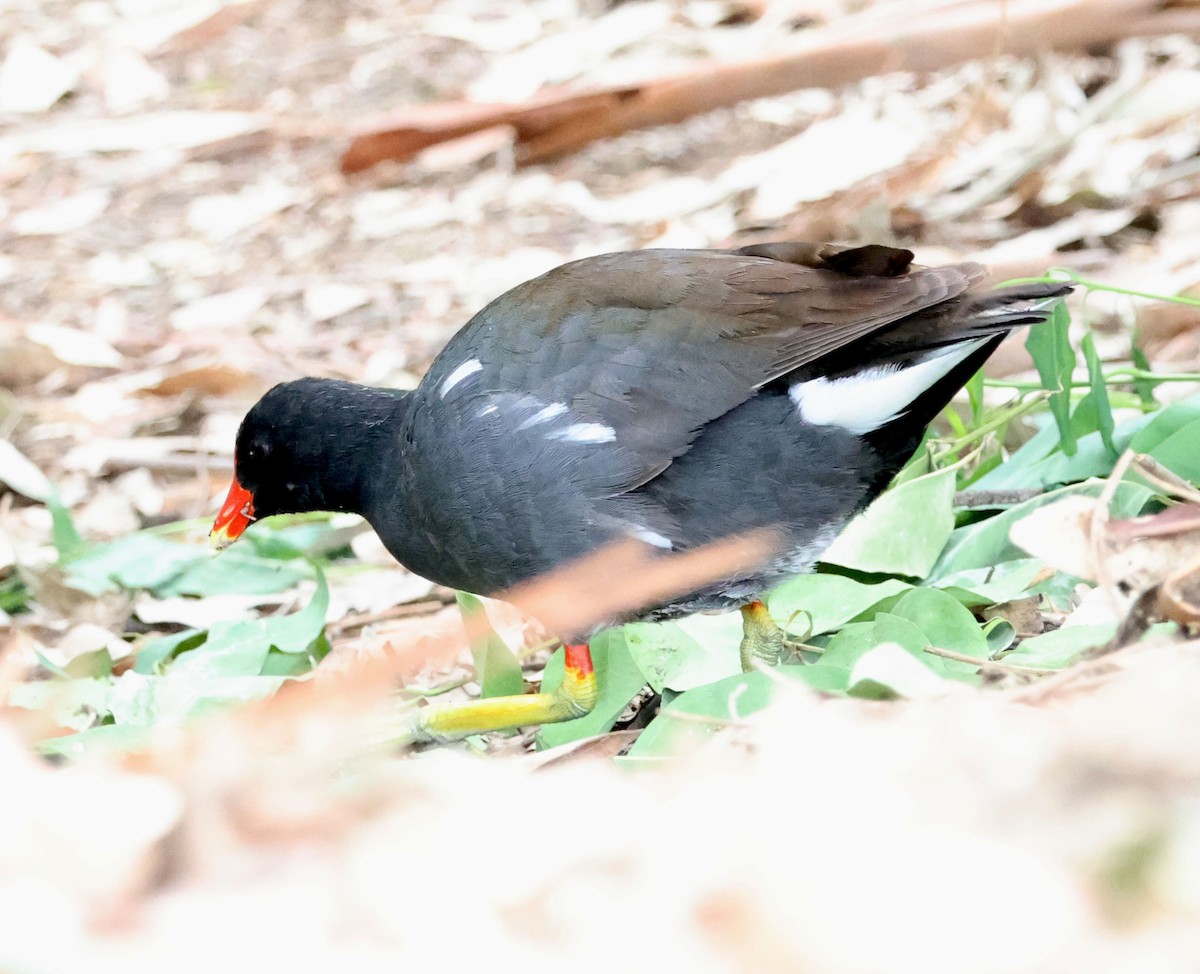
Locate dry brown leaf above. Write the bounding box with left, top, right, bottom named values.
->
left=141, top=364, right=263, bottom=398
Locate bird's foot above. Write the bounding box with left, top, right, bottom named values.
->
left=399, top=642, right=598, bottom=745
left=739, top=600, right=787, bottom=672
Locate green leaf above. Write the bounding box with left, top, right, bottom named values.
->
left=982, top=617, right=1017, bottom=654
left=1025, top=303, right=1077, bottom=455
left=64, top=647, right=115, bottom=679
left=932, top=480, right=1154, bottom=577
left=768, top=573, right=912, bottom=635
left=932, top=558, right=1045, bottom=607
left=623, top=666, right=834, bottom=761
left=969, top=398, right=1165, bottom=492
left=245, top=519, right=362, bottom=560
left=537, top=629, right=646, bottom=749
left=39, top=723, right=156, bottom=758
left=133, top=629, right=207, bottom=675
left=167, top=619, right=275, bottom=678
left=966, top=368, right=985, bottom=426
left=891, top=442, right=934, bottom=486
left=1079, top=331, right=1116, bottom=456
left=8, top=677, right=111, bottom=731
left=824, top=612, right=936, bottom=671
left=168, top=570, right=328, bottom=679
left=63, top=532, right=309, bottom=598
left=1130, top=336, right=1159, bottom=406
left=456, top=592, right=523, bottom=698
left=1001, top=624, right=1115, bottom=668
left=104, top=670, right=287, bottom=727
left=157, top=551, right=308, bottom=596
left=820, top=466, right=957, bottom=577
left=1129, top=400, right=1200, bottom=454
left=625, top=615, right=741, bottom=694
left=889, top=587, right=988, bottom=675
left=64, top=535, right=200, bottom=595
left=1139, top=418, right=1200, bottom=484
left=260, top=631, right=329, bottom=676
left=0, top=572, right=28, bottom=613
left=48, top=493, right=86, bottom=563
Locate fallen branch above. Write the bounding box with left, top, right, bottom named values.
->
left=341, top=0, right=1200, bottom=173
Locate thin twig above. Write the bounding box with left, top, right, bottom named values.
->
left=923, top=644, right=1058, bottom=676
left=325, top=598, right=452, bottom=636
left=657, top=708, right=747, bottom=728
left=1128, top=454, right=1200, bottom=507
left=954, top=489, right=1045, bottom=507
left=1093, top=449, right=1138, bottom=615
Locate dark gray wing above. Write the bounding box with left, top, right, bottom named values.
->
left=419, top=244, right=986, bottom=495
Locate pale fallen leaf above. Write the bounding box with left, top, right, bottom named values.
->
left=73, top=484, right=142, bottom=538
left=349, top=528, right=398, bottom=566
left=970, top=209, right=1136, bottom=267
left=0, top=37, right=79, bottom=113
left=154, top=0, right=270, bottom=54
left=1009, top=496, right=1098, bottom=580
left=169, top=288, right=269, bottom=331
left=26, top=323, right=123, bottom=368
left=107, top=0, right=250, bottom=52
left=0, top=440, right=52, bottom=502
left=1059, top=584, right=1122, bottom=629
left=416, top=125, right=515, bottom=171
left=466, top=2, right=673, bottom=101
left=350, top=188, right=453, bottom=239
left=327, top=568, right=436, bottom=619
left=10, top=189, right=112, bottom=236
left=134, top=591, right=289, bottom=628
left=0, top=111, right=265, bottom=159
left=742, top=100, right=938, bottom=220
left=57, top=624, right=131, bottom=662
left=849, top=642, right=962, bottom=699
left=551, top=175, right=731, bottom=226
left=112, top=468, right=165, bottom=518
left=101, top=46, right=170, bottom=114
left=86, top=251, right=158, bottom=288
left=0, top=334, right=60, bottom=388
left=302, top=284, right=372, bottom=323
left=93, top=296, right=131, bottom=344
left=418, top=9, right=544, bottom=54
left=0, top=729, right=183, bottom=909
left=186, top=180, right=300, bottom=241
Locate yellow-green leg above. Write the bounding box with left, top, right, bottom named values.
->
left=739, top=600, right=786, bottom=671
left=403, top=643, right=598, bottom=744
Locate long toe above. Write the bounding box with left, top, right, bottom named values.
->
left=739, top=600, right=787, bottom=672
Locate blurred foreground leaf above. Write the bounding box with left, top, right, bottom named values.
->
left=456, top=592, right=524, bottom=698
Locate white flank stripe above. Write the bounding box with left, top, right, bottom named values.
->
left=789, top=340, right=987, bottom=434
left=517, top=402, right=568, bottom=430
left=439, top=358, right=483, bottom=397
left=631, top=527, right=673, bottom=550
left=548, top=422, right=616, bottom=444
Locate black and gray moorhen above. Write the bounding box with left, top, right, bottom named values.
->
left=211, top=242, right=1070, bottom=740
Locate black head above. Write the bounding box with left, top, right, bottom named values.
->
left=211, top=378, right=407, bottom=548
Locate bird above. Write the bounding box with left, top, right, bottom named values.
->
left=210, top=241, right=1071, bottom=741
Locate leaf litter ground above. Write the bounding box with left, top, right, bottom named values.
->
left=2, top=1, right=1200, bottom=968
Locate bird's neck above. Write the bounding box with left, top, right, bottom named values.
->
left=306, top=384, right=409, bottom=519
